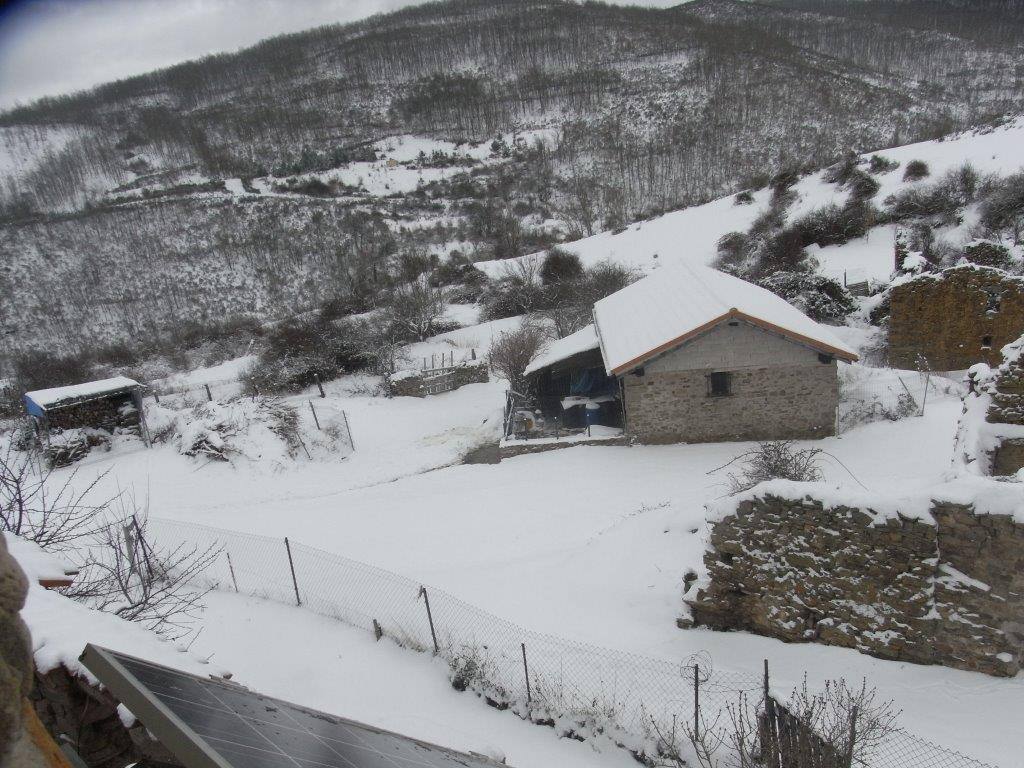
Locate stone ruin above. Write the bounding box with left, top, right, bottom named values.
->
left=682, top=483, right=1024, bottom=677
left=954, top=333, right=1024, bottom=477
left=887, top=264, right=1024, bottom=371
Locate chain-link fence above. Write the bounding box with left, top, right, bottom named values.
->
left=147, top=518, right=999, bottom=768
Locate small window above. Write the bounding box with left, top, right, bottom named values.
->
left=707, top=371, right=732, bottom=397
left=985, top=290, right=1001, bottom=313
left=982, top=335, right=993, bottom=348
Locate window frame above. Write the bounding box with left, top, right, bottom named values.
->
left=707, top=371, right=733, bottom=398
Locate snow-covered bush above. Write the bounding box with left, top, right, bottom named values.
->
left=903, top=159, right=930, bottom=181
left=758, top=271, right=855, bottom=323
left=714, top=441, right=824, bottom=495
left=147, top=397, right=348, bottom=464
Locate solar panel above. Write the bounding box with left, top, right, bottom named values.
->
left=79, top=644, right=509, bottom=768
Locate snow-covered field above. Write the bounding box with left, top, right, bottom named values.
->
left=17, top=352, right=1020, bottom=766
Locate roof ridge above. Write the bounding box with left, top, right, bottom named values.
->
left=678, top=262, right=726, bottom=311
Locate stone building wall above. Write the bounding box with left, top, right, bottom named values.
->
left=622, top=320, right=840, bottom=444
left=685, top=487, right=1024, bottom=676
left=888, top=265, right=1024, bottom=371
left=389, top=363, right=489, bottom=398
left=624, top=363, right=837, bottom=444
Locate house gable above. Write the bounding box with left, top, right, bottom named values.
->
left=642, top=317, right=826, bottom=374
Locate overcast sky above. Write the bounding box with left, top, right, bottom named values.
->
left=0, top=0, right=685, bottom=111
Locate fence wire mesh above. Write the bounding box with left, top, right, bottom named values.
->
left=838, top=366, right=965, bottom=434
left=147, top=518, right=999, bottom=768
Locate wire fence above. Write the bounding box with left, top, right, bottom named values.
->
left=147, top=518, right=999, bottom=768
left=838, top=366, right=965, bottom=434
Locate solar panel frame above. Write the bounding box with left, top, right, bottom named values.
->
left=79, top=644, right=510, bottom=768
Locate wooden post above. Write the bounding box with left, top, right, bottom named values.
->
left=373, top=619, right=383, bottom=641
left=342, top=410, right=355, bottom=450
left=693, top=663, right=700, bottom=743
left=521, top=643, right=531, bottom=703
left=920, top=372, right=931, bottom=416
left=204, top=383, right=213, bottom=402
left=226, top=551, right=239, bottom=593
left=471, top=348, right=476, bottom=360
left=762, top=659, right=778, bottom=767
left=154, top=391, right=161, bottom=404
left=314, top=373, right=325, bottom=398
left=846, top=705, right=858, bottom=768
left=418, top=586, right=439, bottom=654
left=431, top=353, right=436, bottom=369
left=284, top=537, right=301, bottom=606
left=308, top=401, right=321, bottom=430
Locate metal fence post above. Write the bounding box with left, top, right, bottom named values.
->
left=204, top=383, right=213, bottom=402
left=418, top=586, right=439, bottom=654
left=225, top=551, right=239, bottom=593
left=342, top=410, right=355, bottom=450
left=314, top=373, right=325, bottom=398
left=521, top=643, right=531, bottom=704
left=693, top=663, right=700, bottom=743
left=308, top=401, right=321, bottom=430
left=284, top=537, right=301, bottom=606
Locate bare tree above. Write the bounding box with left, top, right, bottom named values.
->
left=0, top=444, right=110, bottom=551
left=64, top=506, right=221, bottom=641
left=351, top=316, right=409, bottom=379
left=387, top=278, right=448, bottom=341
left=488, top=320, right=548, bottom=395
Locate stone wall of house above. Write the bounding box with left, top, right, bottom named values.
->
left=685, top=489, right=1024, bottom=677
left=389, top=363, right=488, bottom=398
left=888, top=265, right=1024, bottom=371
left=623, top=362, right=838, bottom=444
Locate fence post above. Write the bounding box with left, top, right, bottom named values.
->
left=418, top=586, right=439, bottom=654
left=373, top=619, right=382, bottom=642
left=920, top=372, right=931, bottom=416
left=284, top=537, right=301, bottom=606
left=521, top=643, right=531, bottom=704
left=204, top=383, right=213, bottom=402
left=314, top=373, right=325, bottom=398
left=308, top=401, right=321, bottom=430
left=846, top=705, right=858, bottom=768
left=226, top=551, right=239, bottom=593
left=762, top=659, right=778, bottom=767
left=154, top=391, right=161, bottom=404
left=693, top=663, right=700, bottom=743
left=342, top=410, right=355, bottom=450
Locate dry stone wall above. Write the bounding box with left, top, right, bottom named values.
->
left=888, top=265, right=1024, bottom=371
left=389, top=363, right=488, bottom=398
left=685, top=486, right=1024, bottom=677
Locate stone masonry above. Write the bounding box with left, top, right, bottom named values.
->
left=686, top=489, right=1024, bottom=677
left=888, top=265, right=1024, bottom=371
left=625, top=364, right=837, bottom=443
left=389, top=362, right=488, bottom=397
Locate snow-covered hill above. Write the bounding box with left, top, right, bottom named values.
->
left=477, top=116, right=1024, bottom=285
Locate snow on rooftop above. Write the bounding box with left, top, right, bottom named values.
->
left=24, top=375, right=140, bottom=409
left=593, top=263, right=859, bottom=375
left=524, top=324, right=600, bottom=376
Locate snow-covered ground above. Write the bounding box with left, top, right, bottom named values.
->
left=22, top=353, right=1020, bottom=766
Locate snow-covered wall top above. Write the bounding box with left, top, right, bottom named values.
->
left=706, top=476, right=1024, bottom=527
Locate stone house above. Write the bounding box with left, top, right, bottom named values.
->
left=523, top=264, right=858, bottom=444
left=888, top=264, right=1024, bottom=371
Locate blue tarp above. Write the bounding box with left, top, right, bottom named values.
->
left=569, top=367, right=617, bottom=397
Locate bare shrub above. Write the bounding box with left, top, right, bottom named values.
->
left=712, top=441, right=825, bottom=495
left=65, top=507, right=221, bottom=640
left=0, top=445, right=110, bottom=551
left=489, top=321, right=548, bottom=395
left=387, top=279, right=449, bottom=341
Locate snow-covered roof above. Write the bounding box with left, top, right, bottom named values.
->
left=24, top=375, right=140, bottom=411
left=524, top=324, right=600, bottom=376
left=593, top=264, right=858, bottom=375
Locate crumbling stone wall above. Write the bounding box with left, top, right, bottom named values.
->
left=389, top=363, right=488, bottom=397
left=686, top=491, right=1024, bottom=677
left=888, top=265, right=1024, bottom=370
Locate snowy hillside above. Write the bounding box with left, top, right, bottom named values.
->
left=477, top=116, right=1024, bottom=286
